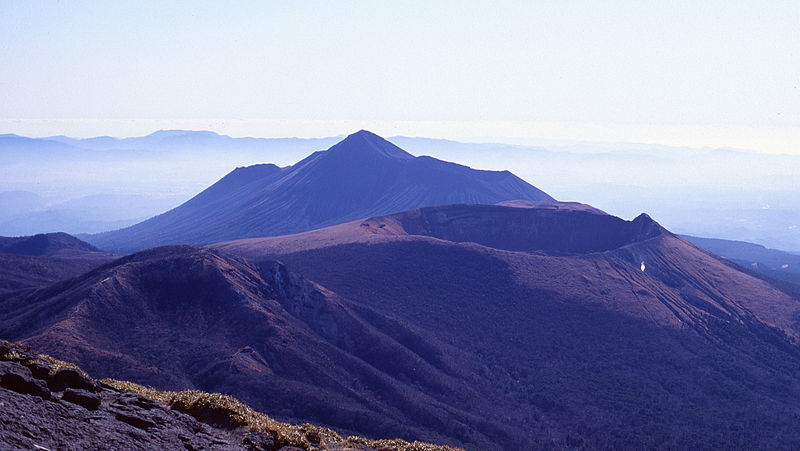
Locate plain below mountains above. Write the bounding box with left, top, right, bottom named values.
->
left=5, top=203, right=800, bottom=449
left=86, top=130, right=553, bottom=253
left=0, top=191, right=186, bottom=237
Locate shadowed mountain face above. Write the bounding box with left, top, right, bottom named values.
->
left=215, top=203, right=800, bottom=449
left=86, top=130, right=553, bottom=253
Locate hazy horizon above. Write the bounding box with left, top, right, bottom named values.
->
left=1, top=120, right=797, bottom=155
left=2, top=1, right=798, bottom=154
left=1, top=125, right=795, bottom=158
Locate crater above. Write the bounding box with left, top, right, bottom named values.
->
left=390, top=204, right=665, bottom=255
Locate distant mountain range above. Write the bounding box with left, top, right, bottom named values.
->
left=86, top=131, right=553, bottom=252
left=44, top=129, right=341, bottom=152
left=0, top=130, right=339, bottom=155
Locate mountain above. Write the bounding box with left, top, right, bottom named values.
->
left=0, top=340, right=455, bottom=451
left=86, top=130, right=553, bottom=252
left=683, top=235, right=800, bottom=286
left=0, top=233, right=114, bottom=293
left=0, top=232, right=101, bottom=257
left=213, top=202, right=800, bottom=449
left=0, top=246, right=520, bottom=449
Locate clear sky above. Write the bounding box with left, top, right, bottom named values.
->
left=1, top=1, right=798, bottom=153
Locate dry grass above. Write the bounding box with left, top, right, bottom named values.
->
left=1, top=338, right=461, bottom=450
left=0, top=339, right=86, bottom=376
left=102, top=378, right=462, bottom=451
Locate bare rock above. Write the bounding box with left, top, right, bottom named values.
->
left=242, top=432, right=275, bottom=450
left=0, top=361, right=52, bottom=400
left=25, top=361, right=53, bottom=380
left=114, top=392, right=161, bottom=410
left=114, top=412, right=157, bottom=430
left=61, top=388, right=101, bottom=410
left=48, top=368, right=97, bottom=392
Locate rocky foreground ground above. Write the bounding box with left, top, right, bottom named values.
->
left=0, top=340, right=458, bottom=451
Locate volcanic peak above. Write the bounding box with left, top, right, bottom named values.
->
left=326, top=130, right=415, bottom=161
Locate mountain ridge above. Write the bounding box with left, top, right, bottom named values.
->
left=0, top=245, right=518, bottom=449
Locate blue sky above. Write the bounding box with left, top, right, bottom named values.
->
left=1, top=1, right=798, bottom=152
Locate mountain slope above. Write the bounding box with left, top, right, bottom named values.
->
left=214, top=202, right=800, bottom=449
left=86, top=130, right=553, bottom=252
left=0, top=246, right=519, bottom=449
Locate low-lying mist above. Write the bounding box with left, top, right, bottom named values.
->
left=1, top=131, right=797, bottom=251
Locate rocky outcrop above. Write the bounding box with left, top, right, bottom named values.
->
left=0, top=340, right=241, bottom=450
left=0, top=340, right=458, bottom=451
